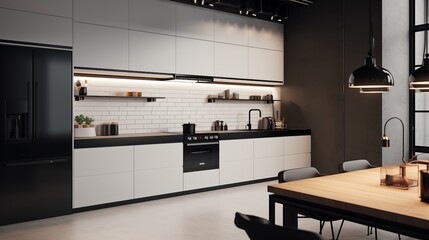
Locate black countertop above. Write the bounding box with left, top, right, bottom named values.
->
left=74, top=129, right=311, bottom=149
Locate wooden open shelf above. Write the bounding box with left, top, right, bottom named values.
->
left=74, top=95, right=165, bottom=102
left=207, top=98, right=280, bottom=104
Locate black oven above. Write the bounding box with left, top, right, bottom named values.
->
left=183, top=133, right=219, bottom=172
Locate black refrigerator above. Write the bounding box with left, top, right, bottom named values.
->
left=0, top=45, right=72, bottom=225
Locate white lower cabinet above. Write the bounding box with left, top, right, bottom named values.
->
left=284, top=153, right=311, bottom=170
left=134, top=143, right=183, bottom=198
left=219, top=135, right=311, bottom=183
left=220, top=160, right=253, bottom=185
left=73, top=146, right=134, bottom=208
left=220, top=139, right=253, bottom=184
left=184, top=169, right=219, bottom=191
left=134, top=167, right=183, bottom=198
left=254, top=156, right=284, bottom=179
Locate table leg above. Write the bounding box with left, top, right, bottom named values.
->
left=283, top=205, right=298, bottom=229
left=269, top=194, right=276, bottom=224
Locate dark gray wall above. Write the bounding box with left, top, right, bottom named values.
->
left=281, top=0, right=382, bottom=174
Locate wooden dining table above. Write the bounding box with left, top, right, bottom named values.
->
left=267, top=167, right=429, bottom=239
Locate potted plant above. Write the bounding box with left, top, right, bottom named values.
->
left=74, top=114, right=96, bottom=137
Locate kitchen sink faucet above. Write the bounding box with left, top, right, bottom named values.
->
left=247, top=109, right=261, bottom=130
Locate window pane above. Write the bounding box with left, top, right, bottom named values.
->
left=415, top=31, right=425, bottom=65
left=415, top=92, right=429, bottom=110
left=416, top=0, right=425, bottom=26
left=415, top=113, right=429, bottom=146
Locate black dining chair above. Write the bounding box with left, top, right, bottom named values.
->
left=338, top=159, right=401, bottom=240
left=278, top=167, right=344, bottom=240
left=234, top=212, right=324, bottom=240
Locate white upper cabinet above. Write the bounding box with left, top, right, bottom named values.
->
left=249, top=18, right=284, bottom=51
left=176, top=37, right=214, bottom=76
left=214, top=43, right=248, bottom=79
left=73, top=0, right=128, bottom=28
left=0, top=0, right=72, bottom=17
left=176, top=4, right=214, bottom=41
left=214, top=12, right=248, bottom=46
left=249, top=48, right=283, bottom=82
left=129, top=30, right=175, bottom=73
left=74, top=22, right=128, bottom=70
left=129, top=0, right=175, bottom=36
left=0, top=8, right=72, bottom=46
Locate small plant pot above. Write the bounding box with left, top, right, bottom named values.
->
left=74, top=126, right=96, bottom=138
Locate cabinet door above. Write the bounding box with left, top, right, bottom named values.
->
left=214, top=12, right=248, bottom=46
left=129, top=31, right=175, bottom=74
left=176, top=4, right=214, bottom=41
left=129, top=0, right=175, bottom=36
left=220, top=159, right=253, bottom=185
left=214, top=43, right=248, bottom=79
left=0, top=0, right=72, bottom=17
left=254, top=156, right=284, bottom=179
left=73, top=0, right=128, bottom=28
left=248, top=18, right=284, bottom=51
left=73, top=146, right=134, bottom=208
left=134, top=143, right=183, bottom=198
left=284, top=135, right=311, bottom=155
left=74, top=22, right=128, bottom=70
left=176, top=37, right=214, bottom=76
left=220, top=139, right=253, bottom=162
left=134, top=143, right=182, bottom=170
left=284, top=153, right=311, bottom=170
left=0, top=8, right=72, bottom=46
left=254, top=137, right=284, bottom=158
left=134, top=167, right=183, bottom=198
left=249, top=48, right=283, bottom=82
left=220, top=139, right=253, bottom=185
left=184, top=169, right=219, bottom=191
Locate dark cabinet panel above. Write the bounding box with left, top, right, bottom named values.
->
left=33, top=49, right=72, bottom=160
left=0, top=159, right=72, bottom=225
left=0, top=45, right=33, bottom=162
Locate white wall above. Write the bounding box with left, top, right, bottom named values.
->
left=73, top=77, right=279, bottom=133
left=382, top=0, right=409, bottom=165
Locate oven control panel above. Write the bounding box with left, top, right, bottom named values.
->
left=184, top=134, right=219, bottom=143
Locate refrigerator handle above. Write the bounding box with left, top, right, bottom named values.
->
left=2, top=100, right=5, bottom=143
left=34, top=81, right=38, bottom=140
left=27, top=81, right=32, bottom=140
left=5, top=158, right=69, bottom=167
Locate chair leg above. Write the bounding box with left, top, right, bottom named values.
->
left=367, top=226, right=370, bottom=236
left=319, top=221, right=325, bottom=234
left=398, top=233, right=401, bottom=240
left=330, top=221, right=335, bottom=240
left=335, top=220, right=345, bottom=240
left=375, top=228, right=378, bottom=240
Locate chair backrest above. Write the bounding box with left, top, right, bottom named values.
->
left=278, top=167, right=322, bottom=183
left=338, top=159, right=375, bottom=173
left=234, top=212, right=323, bottom=240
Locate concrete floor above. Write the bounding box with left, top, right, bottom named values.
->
left=0, top=181, right=417, bottom=240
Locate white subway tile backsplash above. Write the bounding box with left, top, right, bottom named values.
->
left=74, top=77, right=279, bottom=133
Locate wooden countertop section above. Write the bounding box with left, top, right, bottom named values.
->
left=268, top=167, right=429, bottom=230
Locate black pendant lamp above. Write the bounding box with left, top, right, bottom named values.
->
left=410, top=0, right=429, bottom=90
left=349, top=0, right=394, bottom=92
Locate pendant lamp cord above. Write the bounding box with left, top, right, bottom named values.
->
left=424, top=0, right=428, bottom=62
left=368, top=0, right=374, bottom=57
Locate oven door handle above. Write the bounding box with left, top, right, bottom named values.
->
left=185, top=142, right=219, bottom=147
left=191, top=150, right=211, bottom=155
